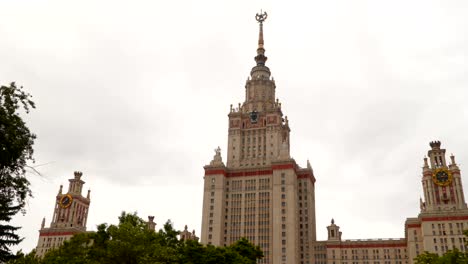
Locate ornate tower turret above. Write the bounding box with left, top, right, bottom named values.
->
left=226, top=11, right=290, bottom=168
left=147, top=216, right=156, bottom=231
left=68, top=171, right=85, bottom=195
left=421, top=141, right=466, bottom=212
left=327, top=218, right=342, bottom=241
left=35, top=171, right=91, bottom=258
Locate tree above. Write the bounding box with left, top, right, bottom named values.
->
left=414, top=230, right=468, bottom=264
left=415, top=249, right=468, bottom=264
left=228, top=237, right=264, bottom=263
left=15, top=212, right=263, bottom=263
left=40, top=212, right=181, bottom=264
left=414, top=252, right=443, bottom=264
left=7, top=250, right=40, bottom=264
left=177, top=238, right=263, bottom=264
left=0, top=82, right=36, bottom=261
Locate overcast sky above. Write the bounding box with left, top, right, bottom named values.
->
left=1, top=0, right=468, bottom=253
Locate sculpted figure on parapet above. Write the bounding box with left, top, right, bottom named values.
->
left=210, top=146, right=224, bottom=166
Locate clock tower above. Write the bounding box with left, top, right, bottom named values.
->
left=35, top=171, right=91, bottom=257
left=405, top=141, right=468, bottom=261
left=421, top=141, right=466, bottom=212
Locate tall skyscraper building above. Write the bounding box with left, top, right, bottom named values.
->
left=200, top=12, right=316, bottom=264
left=35, top=171, right=91, bottom=258
left=200, top=12, right=468, bottom=264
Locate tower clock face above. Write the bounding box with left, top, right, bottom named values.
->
left=59, top=194, right=73, bottom=209
left=432, top=168, right=453, bottom=187
left=249, top=111, right=258, bottom=123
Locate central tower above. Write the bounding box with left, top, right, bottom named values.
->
left=226, top=11, right=291, bottom=169
left=201, top=12, right=317, bottom=264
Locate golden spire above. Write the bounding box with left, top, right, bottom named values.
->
left=255, top=10, right=268, bottom=66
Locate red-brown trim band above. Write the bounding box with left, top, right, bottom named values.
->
left=327, top=243, right=407, bottom=249
left=422, top=215, right=468, bottom=221
left=204, top=169, right=227, bottom=176
left=272, top=163, right=295, bottom=170
left=39, top=231, right=77, bottom=237
left=227, top=170, right=273, bottom=177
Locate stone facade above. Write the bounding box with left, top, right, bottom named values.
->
left=200, top=13, right=468, bottom=264
left=310, top=141, right=468, bottom=264
left=201, top=12, right=316, bottom=264
left=180, top=225, right=199, bottom=242
left=35, top=171, right=91, bottom=258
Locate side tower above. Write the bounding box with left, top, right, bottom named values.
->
left=201, top=12, right=317, bottom=264
left=406, top=141, right=468, bottom=263
left=35, top=171, right=91, bottom=257
left=421, top=140, right=466, bottom=211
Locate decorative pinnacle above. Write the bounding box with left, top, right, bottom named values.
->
left=255, top=10, right=268, bottom=23
left=450, top=153, right=456, bottom=165
left=74, top=171, right=83, bottom=179
left=429, top=141, right=441, bottom=149
left=256, top=10, right=267, bottom=48
left=254, top=10, right=268, bottom=66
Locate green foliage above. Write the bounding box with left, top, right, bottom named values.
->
left=414, top=252, right=442, bottom=264
left=178, top=238, right=262, bottom=264
left=0, top=82, right=36, bottom=261
left=415, top=249, right=468, bottom=264
left=229, top=237, right=264, bottom=263
left=7, top=250, right=40, bottom=264
left=13, top=212, right=263, bottom=264
left=414, top=230, right=468, bottom=263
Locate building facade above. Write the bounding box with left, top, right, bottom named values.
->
left=200, top=12, right=316, bottom=264
left=35, top=171, right=91, bottom=257
left=311, top=141, right=468, bottom=264
left=404, top=141, right=468, bottom=261
left=180, top=225, right=200, bottom=242
left=200, top=13, right=468, bottom=264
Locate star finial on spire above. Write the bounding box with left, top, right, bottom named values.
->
left=255, top=9, right=268, bottom=23
left=254, top=10, right=268, bottom=66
